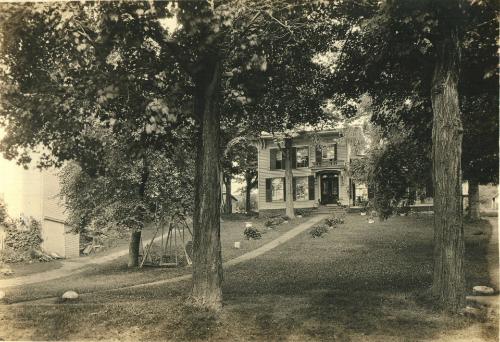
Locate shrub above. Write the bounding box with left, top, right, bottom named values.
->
left=309, top=224, right=329, bottom=238
left=295, top=208, right=314, bottom=217
left=244, top=226, right=262, bottom=240
left=0, top=217, right=44, bottom=263
left=325, top=216, right=345, bottom=227
left=0, top=199, right=7, bottom=225
left=396, top=205, right=411, bottom=216
left=264, top=216, right=285, bottom=227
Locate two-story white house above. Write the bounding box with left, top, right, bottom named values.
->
left=257, top=128, right=367, bottom=213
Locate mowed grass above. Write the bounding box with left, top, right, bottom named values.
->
left=0, top=214, right=307, bottom=303
left=0, top=214, right=497, bottom=341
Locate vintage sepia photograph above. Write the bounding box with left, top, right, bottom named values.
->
left=0, top=0, right=498, bottom=341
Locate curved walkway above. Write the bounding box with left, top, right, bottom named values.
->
left=1, top=215, right=326, bottom=292
left=0, top=230, right=170, bottom=289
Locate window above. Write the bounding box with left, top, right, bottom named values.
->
left=296, top=147, right=309, bottom=168
left=271, top=178, right=284, bottom=201
left=322, top=144, right=336, bottom=160
left=294, top=177, right=309, bottom=201
left=270, top=149, right=283, bottom=170
left=275, top=150, right=283, bottom=169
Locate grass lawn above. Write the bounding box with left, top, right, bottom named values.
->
left=0, top=260, right=63, bottom=279
left=0, top=214, right=497, bottom=341
left=0, top=214, right=307, bottom=303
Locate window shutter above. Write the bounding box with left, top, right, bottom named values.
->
left=315, top=147, right=322, bottom=165
left=283, top=177, right=286, bottom=201
left=334, top=144, right=338, bottom=161
left=308, top=176, right=315, bottom=200
left=270, top=149, right=276, bottom=170
left=291, top=147, right=297, bottom=169
left=292, top=177, right=297, bottom=200
left=265, top=179, right=272, bottom=202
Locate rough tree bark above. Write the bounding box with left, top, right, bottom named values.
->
left=244, top=173, right=256, bottom=213
left=128, top=230, right=142, bottom=267
left=430, top=20, right=466, bottom=311
left=128, top=154, right=149, bottom=267
left=468, top=179, right=480, bottom=220
left=224, top=174, right=232, bottom=214
left=191, top=57, right=223, bottom=310
left=284, top=138, right=295, bottom=219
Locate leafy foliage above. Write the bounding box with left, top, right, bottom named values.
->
left=325, top=215, right=345, bottom=227
left=309, top=224, right=329, bottom=238
left=0, top=199, right=7, bottom=225
left=243, top=226, right=262, bottom=240
left=0, top=217, right=43, bottom=263
left=59, top=145, right=194, bottom=238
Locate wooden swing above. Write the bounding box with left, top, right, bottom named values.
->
left=139, top=212, right=192, bottom=268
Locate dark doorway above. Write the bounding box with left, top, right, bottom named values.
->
left=320, top=173, right=339, bottom=204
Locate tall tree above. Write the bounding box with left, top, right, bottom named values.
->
left=0, top=2, right=192, bottom=267
left=225, top=138, right=258, bottom=213
left=328, top=0, right=497, bottom=311
left=0, top=0, right=377, bottom=309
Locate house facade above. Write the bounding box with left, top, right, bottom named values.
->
left=257, top=129, right=367, bottom=212
left=0, top=155, right=80, bottom=258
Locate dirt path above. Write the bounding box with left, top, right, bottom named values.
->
left=2, top=215, right=326, bottom=296
left=0, top=229, right=169, bottom=289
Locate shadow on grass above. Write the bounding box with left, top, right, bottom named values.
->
left=219, top=215, right=497, bottom=341
left=1, top=215, right=497, bottom=341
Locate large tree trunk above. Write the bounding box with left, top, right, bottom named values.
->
left=468, top=179, right=480, bottom=220
left=128, top=153, right=149, bottom=268
left=430, top=22, right=465, bottom=312
left=128, top=230, right=142, bottom=267
left=284, top=138, right=295, bottom=219
left=245, top=175, right=252, bottom=213
left=225, top=174, right=232, bottom=214
left=191, top=58, right=223, bottom=310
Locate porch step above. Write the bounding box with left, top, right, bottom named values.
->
left=314, top=206, right=346, bottom=215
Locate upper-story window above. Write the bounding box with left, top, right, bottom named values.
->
left=270, top=146, right=311, bottom=170
left=296, top=147, right=309, bottom=168
left=270, top=149, right=283, bottom=170
left=321, top=144, right=337, bottom=161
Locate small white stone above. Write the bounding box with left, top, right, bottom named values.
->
left=473, top=286, right=495, bottom=295
left=245, top=222, right=252, bottom=228
left=0, top=290, right=5, bottom=299
left=368, top=219, right=375, bottom=224
left=62, top=291, right=79, bottom=299
left=297, top=215, right=303, bottom=218
left=234, top=241, right=241, bottom=249
left=360, top=212, right=367, bottom=216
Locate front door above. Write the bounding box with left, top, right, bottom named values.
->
left=321, top=173, right=339, bottom=204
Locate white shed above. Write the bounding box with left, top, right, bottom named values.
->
left=0, top=153, right=80, bottom=258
